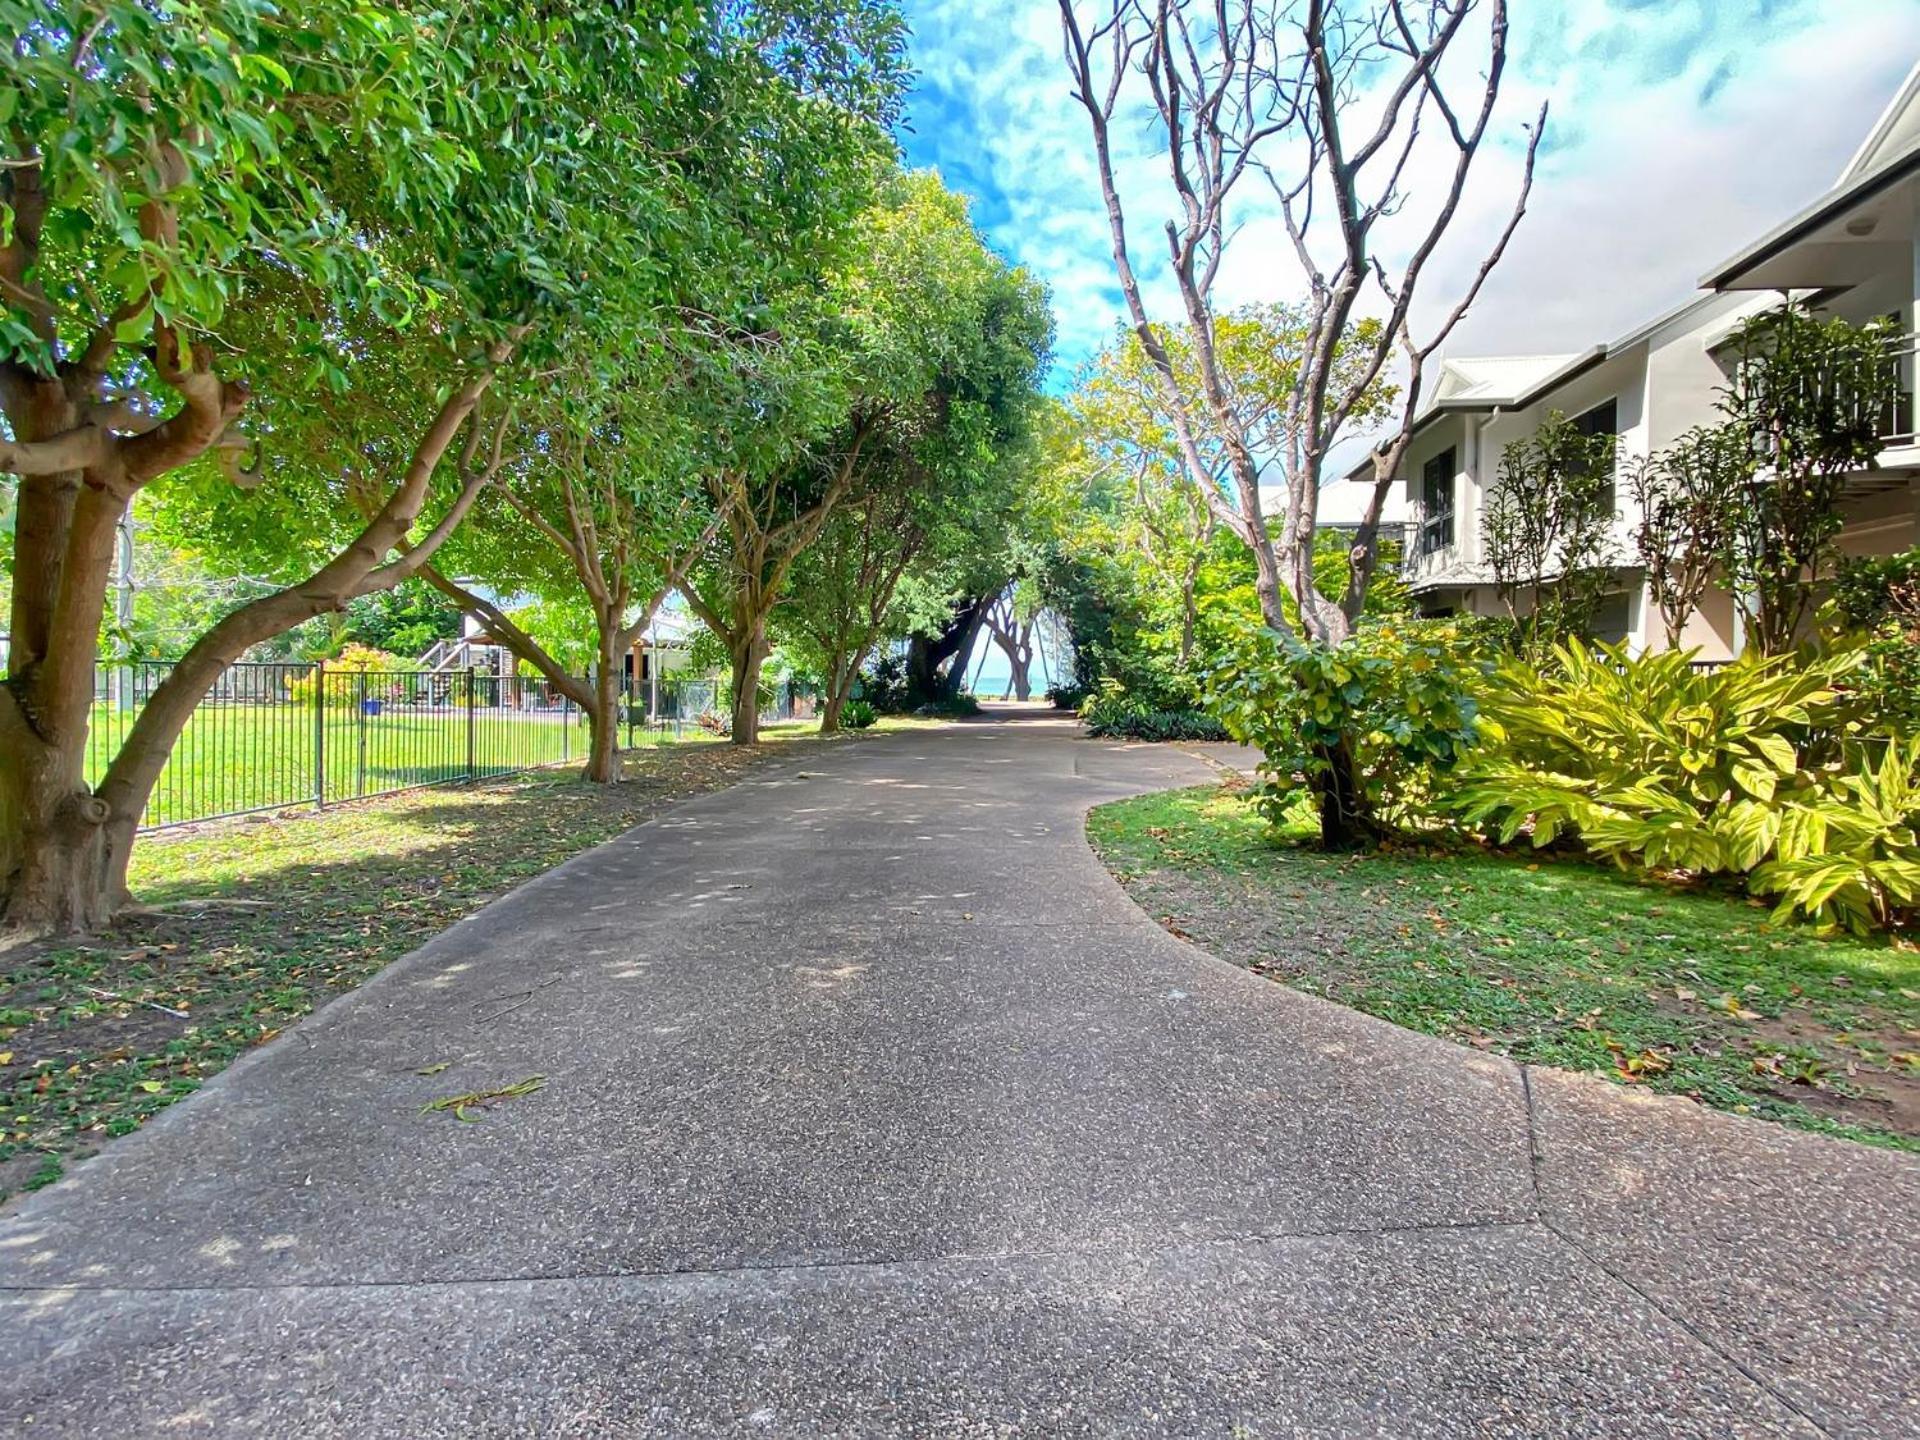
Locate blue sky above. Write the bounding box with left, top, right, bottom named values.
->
left=897, top=0, right=1920, bottom=386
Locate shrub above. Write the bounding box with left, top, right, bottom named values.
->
left=1749, top=739, right=1920, bottom=933
left=1080, top=685, right=1229, bottom=742
left=1449, top=640, right=1918, bottom=933
left=1048, top=683, right=1090, bottom=710
left=853, top=653, right=912, bottom=713
left=913, top=692, right=981, bottom=718
left=288, top=644, right=408, bottom=706
left=840, top=698, right=877, bottom=730
left=1831, top=546, right=1920, bottom=735
left=1203, top=619, right=1488, bottom=827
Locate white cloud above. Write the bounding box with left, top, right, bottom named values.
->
left=903, top=0, right=1920, bottom=375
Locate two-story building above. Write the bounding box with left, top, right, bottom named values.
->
left=1364, top=63, right=1920, bottom=659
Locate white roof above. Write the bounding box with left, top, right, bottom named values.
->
left=636, top=599, right=700, bottom=645
left=1431, top=355, right=1580, bottom=404
left=1258, top=478, right=1408, bottom=527
left=1839, top=62, right=1920, bottom=185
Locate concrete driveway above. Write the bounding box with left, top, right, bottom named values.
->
left=1, top=708, right=1914, bottom=1437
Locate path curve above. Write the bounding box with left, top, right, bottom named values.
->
left=1, top=708, right=1914, bottom=1437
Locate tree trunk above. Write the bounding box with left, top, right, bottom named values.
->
left=819, top=649, right=850, bottom=734
left=942, top=602, right=990, bottom=702
left=582, top=647, right=624, bottom=784
left=0, top=692, right=122, bottom=936
left=1310, top=735, right=1379, bottom=851
left=1252, top=540, right=1290, bottom=634
left=728, top=624, right=768, bottom=745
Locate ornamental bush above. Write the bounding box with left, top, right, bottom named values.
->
left=1202, top=619, right=1489, bottom=829
left=287, top=644, right=409, bottom=706
left=1449, top=640, right=1918, bottom=933
left=1080, top=685, right=1229, bottom=742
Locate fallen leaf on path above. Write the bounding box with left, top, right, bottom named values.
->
left=416, top=1061, right=453, bottom=1076
left=421, top=1075, right=546, bottom=1124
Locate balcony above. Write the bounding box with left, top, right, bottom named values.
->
left=1875, top=330, right=1917, bottom=449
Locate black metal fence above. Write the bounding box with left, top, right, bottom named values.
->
left=82, top=661, right=775, bottom=832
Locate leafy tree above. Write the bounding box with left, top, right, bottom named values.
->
left=779, top=486, right=931, bottom=729
left=1629, top=424, right=1748, bottom=649
left=1482, top=410, right=1619, bottom=661
left=344, top=582, right=462, bottom=661
left=424, top=376, right=722, bottom=783
left=1, top=0, right=528, bottom=932
left=686, top=172, right=1048, bottom=741
left=1718, top=307, right=1899, bottom=654
left=0, top=0, right=905, bottom=932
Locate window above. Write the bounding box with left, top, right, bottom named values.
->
left=1417, top=447, right=1455, bottom=557
left=1589, top=591, right=1632, bottom=646
left=1572, top=399, right=1619, bottom=512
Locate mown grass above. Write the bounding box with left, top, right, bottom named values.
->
left=0, top=720, right=912, bottom=1200
left=84, top=699, right=739, bottom=828
left=1089, top=784, right=1920, bottom=1151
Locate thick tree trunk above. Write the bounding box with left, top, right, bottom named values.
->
left=0, top=692, right=122, bottom=936
left=0, top=375, right=126, bottom=937
left=0, top=523, right=128, bottom=932
left=582, top=649, right=623, bottom=784
left=728, top=624, right=768, bottom=745
left=818, top=649, right=850, bottom=734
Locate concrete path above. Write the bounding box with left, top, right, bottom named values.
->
left=2, top=710, right=1915, bottom=1437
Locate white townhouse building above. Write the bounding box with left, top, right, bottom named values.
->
left=1261, top=473, right=1411, bottom=542
left=1366, top=64, right=1920, bottom=660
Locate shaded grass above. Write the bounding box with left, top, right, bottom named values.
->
left=1089, top=784, right=1920, bottom=1151
left=0, top=724, right=901, bottom=1200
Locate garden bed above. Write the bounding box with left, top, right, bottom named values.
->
left=1090, top=783, right=1920, bottom=1151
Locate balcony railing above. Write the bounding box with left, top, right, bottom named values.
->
left=1875, top=330, right=1917, bottom=447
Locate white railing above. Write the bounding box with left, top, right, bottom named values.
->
left=1876, top=331, right=1917, bottom=447
left=416, top=638, right=513, bottom=675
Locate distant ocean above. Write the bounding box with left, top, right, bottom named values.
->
left=961, top=630, right=1064, bottom=699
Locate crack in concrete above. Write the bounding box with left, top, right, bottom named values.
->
left=1519, top=1063, right=1835, bottom=1440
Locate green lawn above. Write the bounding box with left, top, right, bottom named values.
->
left=83, top=701, right=725, bottom=828
left=1090, top=783, right=1920, bottom=1151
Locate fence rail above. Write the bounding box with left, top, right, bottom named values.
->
left=81, top=660, right=797, bottom=833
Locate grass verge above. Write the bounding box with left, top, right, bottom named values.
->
left=0, top=723, right=905, bottom=1200
left=1089, top=783, right=1920, bottom=1151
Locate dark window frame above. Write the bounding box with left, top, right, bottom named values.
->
left=1416, top=447, right=1456, bottom=557
left=1572, top=398, right=1620, bottom=511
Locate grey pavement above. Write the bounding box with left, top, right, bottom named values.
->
left=1, top=707, right=1914, bottom=1437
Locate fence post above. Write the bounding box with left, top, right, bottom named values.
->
left=563, top=685, right=572, bottom=764
left=354, top=671, right=369, bottom=797
left=312, top=660, right=326, bottom=810
left=465, top=666, right=477, bottom=783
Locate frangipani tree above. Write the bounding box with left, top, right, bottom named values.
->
left=1059, top=0, right=1544, bottom=843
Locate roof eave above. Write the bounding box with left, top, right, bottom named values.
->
left=1701, top=147, right=1920, bottom=291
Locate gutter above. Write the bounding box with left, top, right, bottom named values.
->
left=1701, top=147, right=1920, bottom=290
